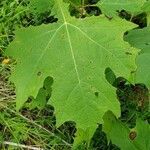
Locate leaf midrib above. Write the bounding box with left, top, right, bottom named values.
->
left=58, top=0, right=81, bottom=85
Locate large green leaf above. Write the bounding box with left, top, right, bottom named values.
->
left=98, top=0, right=146, bottom=17
left=6, top=0, right=138, bottom=144
left=124, top=27, right=150, bottom=87
left=103, top=112, right=150, bottom=150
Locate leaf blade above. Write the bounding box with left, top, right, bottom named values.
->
left=5, top=0, right=138, bottom=144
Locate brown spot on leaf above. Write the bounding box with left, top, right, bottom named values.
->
left=94, top=92, right=99, bottom=97
left=129, top=131, right=137, bottom=140
left=125, top=52, right=132, bottom=55
left=131, top=71, right=136, bottom=74
left=37, top=71, right=42, bottom=76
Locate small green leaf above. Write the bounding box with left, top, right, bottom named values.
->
left=29, top=0, right=54, bottom=14
left=142, top=0, right=150, bottom=26
left=98, top=0, right=146, bottom=17
left=103, top=111, right=150, bottom=150
left=29, top=88, right=47, bottom=109
left=124, top=27, right=150, bottom=87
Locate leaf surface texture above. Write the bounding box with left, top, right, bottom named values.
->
left=6, top=0, right=138, bottom=141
